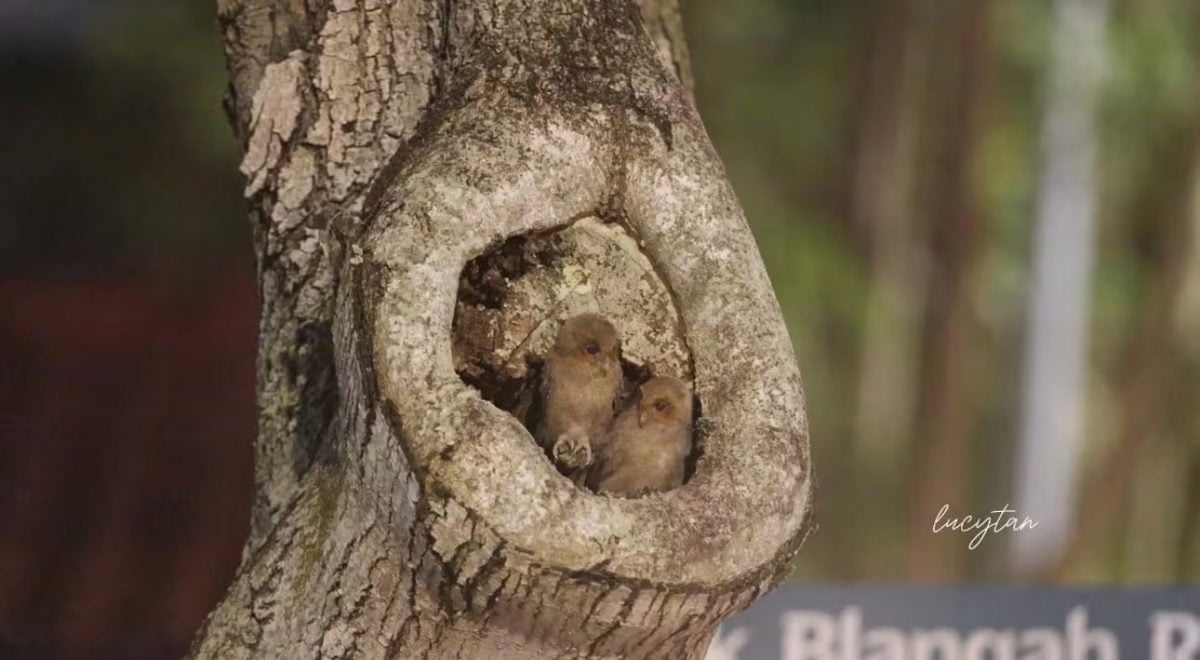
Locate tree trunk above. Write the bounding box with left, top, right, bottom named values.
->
left=849, top=0, right=925, bottom=533
left=192, top=0, right=814, bottom=657
left=904, top=0, right=991, bottom=581
left=1010, top=0, right=1110, bottom=577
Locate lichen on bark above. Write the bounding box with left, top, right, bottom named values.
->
left=195, top=0, right=814, bottom=658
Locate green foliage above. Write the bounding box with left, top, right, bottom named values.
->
left=686, top=0, right=1200, bottom=581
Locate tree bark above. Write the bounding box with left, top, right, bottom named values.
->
left=193, top=0, right=814, bottom=658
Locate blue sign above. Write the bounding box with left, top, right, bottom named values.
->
left=708, top=587, right=1200, bottom=660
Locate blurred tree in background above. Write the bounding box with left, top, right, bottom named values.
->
left=1, top=0, right=1198, bottom=653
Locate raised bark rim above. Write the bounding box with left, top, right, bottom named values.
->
left=362, top=101, right=814, bottom=588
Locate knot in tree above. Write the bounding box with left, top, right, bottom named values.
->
left=194, top=0, right=814, bottom=657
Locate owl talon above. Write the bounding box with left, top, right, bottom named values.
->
left=553, top=432, right=592, bottom=470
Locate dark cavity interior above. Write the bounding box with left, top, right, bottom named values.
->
left=451, top=223, right=702, bottom=489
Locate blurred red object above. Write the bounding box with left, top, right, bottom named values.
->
left=0, top=272, right=256, bottom=659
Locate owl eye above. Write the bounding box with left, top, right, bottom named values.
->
left=654, top=399, right=670, bottom=413
left=584, top=341, right=600, bottom=355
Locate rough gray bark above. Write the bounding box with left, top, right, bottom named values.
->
left=193, top=0, right=814, bottom=657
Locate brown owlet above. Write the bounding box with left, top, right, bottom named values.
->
left=586, top=376, right=693, bottom=497
left=536, top=313, right=622, bottom=474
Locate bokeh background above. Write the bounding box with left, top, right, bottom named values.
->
left=2, top=0, right=1197, bottom=656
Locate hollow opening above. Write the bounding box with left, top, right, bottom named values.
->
left=451, top=216, right=701, bottom=495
